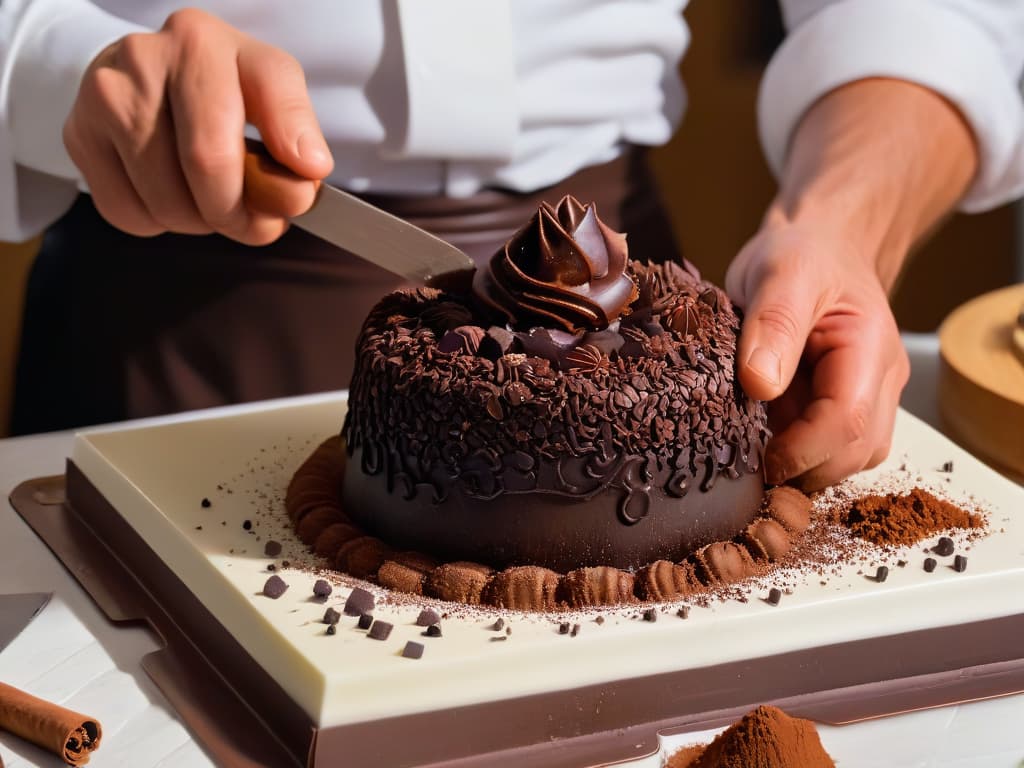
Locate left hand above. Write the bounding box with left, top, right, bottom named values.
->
left=726, top=221, right=910, bottom=491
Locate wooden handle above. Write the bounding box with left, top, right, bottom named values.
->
left=243, top=139, right=319, bottom=215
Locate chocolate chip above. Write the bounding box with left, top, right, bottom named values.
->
left=323, top=607, right=341, bottom=625
left=367, top=620, right=393, bottom=641
left=642, top=608, right=658, bottom=622
left=424, top=624, right=443, bottom=638
left=595, top=615, right=605, bottom=625
left=344, top=587, right=376, bottom=616
left=201, top=498, right=211, bottom=508
left=924, top=557, right=937, bottom=573
left=897, top=560, right=907, bottom=568
left=874, top=566, right=889, bottom=583
left=242, top=519, right=252, bottom=531
left=676, top=606, right=691, bottom=619
left=558, top=622, right=570, bottom=635
left=934, top=537, right=955, bottom=556
left=953, top=555, right=968, bottom=572
left=326, top=624, right=337, bottom=636
left=490, top=618, right=505, bottom=632
left=267, top=564, right=276, bottom=572
left=570, top=623, right=581, bottom=637
left=262, top=575, right=288, bottom=599
left=195, top=525, right=202, bottom=531
left=312, top=579, right=333, bottom=599
left=402, top=641, right=425, bottom=659
left=766, top=588, right=782, bottom=606
left=264, top=540, right=283, bottom=557
left=940, top=461, right=954, bottom=472
left=416, top=609, right=441, bottom=627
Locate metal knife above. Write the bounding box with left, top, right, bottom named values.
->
left=0, top=593, right=51, bottom=654
left=243, top=143, right=476, bottom=289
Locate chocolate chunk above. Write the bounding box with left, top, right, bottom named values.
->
left=490, top=636, right=508, bottom=643
left=570, top=623, right=581, bottom=637
left=490, top=618, right=505, bottom=632
left=424, top=624, right=442, bottom=638
left=953, top=555, right=968, bottom=572
left=941, top=461, right=954, bottom=472
left=874, top=566, right=889, bottom=583
left=558, top=622, right=570, bottom=635
left=676, top=606, right=691, bottom=619
left=402, top=641, right=425, bottom=659
left=766, top=588, right=782, bottom=606
left=343, top=587, right=376, bottom=616
left=312, top=579, right=333, bottom=599
left=323, top=607, right=341, bottom=625
left=367, top=620, right=393, bottom=641
left=415, top=609, right=441, bottom=627
left=264, top=540, right=283, bottom=557
left=934, top=537, right=955, bottom=557
left=924, top=557, right=937, bottom=573
left=326, top=624, right=336, bottom=636
left=642, top=608, right=658, bottom=622
left=262, top=575, right=288, bottom=599
left=243, top=519, right=252, bottom=531
left=201, top=498, right=211, bottom=508
left=357, top=613, right=374, bottom=630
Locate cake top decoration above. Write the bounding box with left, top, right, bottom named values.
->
left=472, top=195, right=639, bottom=333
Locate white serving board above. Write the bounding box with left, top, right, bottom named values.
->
left=70, top=395, right=1024, bottom=730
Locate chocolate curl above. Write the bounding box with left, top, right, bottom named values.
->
left=0, top=681, right=102, bottom=765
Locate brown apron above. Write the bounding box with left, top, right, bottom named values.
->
left=11, top=149, right=680, bottom=435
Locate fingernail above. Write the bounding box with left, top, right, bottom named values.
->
left=296, top=132, right=332, bottom=167
left=747, top=346, right=781, bottom=387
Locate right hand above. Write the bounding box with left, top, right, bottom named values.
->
left=63, top=8, right=334, bottom=245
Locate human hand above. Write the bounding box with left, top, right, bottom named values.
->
left=726, top=222, right=910, bottom=491
left=63, top=8, right=333, bottom=245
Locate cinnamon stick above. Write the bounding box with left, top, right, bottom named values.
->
left=0, top=681, right=102, bottom=765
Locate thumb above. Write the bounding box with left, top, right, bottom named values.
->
left=735, top=266, right=819, bottom=402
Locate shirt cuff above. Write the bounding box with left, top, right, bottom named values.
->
left=759, top=0, right=1024, bottom=212
left=391, top=0, right=518, bottom=160
left=7, top=0, right=146, bottom=181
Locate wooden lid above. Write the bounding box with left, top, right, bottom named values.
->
left=938, top=283, right=1024, bottom=480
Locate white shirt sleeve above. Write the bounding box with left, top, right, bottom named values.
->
left=760, top=0, right=1024, bottom=213
left=0, top=0, right=145, bottom=241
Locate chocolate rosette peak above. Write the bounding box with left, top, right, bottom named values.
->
left=473, top=195, right=638, bottom=333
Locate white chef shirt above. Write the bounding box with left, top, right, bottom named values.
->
left=0, top=0, right=1022, bottom=243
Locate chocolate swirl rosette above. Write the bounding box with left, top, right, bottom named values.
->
left=472, top=195, right=639, bottom=333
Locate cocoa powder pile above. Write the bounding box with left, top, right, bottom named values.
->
left=666, top=705, right=834, bottom=768
left=840, top=488, right=983, bottom=547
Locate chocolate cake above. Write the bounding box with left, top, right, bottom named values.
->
left=288, top=196, right=785, bottom=608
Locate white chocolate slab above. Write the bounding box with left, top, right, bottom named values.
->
left=70, top=395, right=1024, bottom=729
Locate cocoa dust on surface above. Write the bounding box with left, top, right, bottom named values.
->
left=666, top=705, right=834, bottom=768
left=838, top=487, right=983, bottom=547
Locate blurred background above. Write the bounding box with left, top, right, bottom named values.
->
left=0, top=0, right=1020, bottom=437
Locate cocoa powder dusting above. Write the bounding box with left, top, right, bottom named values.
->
left=841, top=488, right=983, bottom=547
left=666, top=705, right=834, bottom=768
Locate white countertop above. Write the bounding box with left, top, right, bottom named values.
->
left=1, top=333, right=1021, bottom=768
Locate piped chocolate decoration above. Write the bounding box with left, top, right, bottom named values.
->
left=472, top=195, right=638, bottom=333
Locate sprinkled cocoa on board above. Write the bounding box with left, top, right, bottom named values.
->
left=840, top=488, right=982, bottom=547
